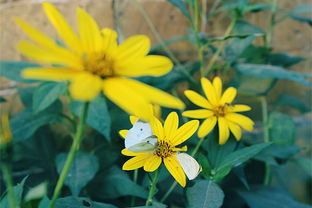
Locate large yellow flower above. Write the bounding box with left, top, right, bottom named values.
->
left=121, top=112, right=199, bottom=187
left=182, top=77, right=254, bottom=145
left=15, top=2, right=184, bottom=121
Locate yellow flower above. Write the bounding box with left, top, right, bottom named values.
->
left=15, top=2, right=184, bottom=121
left=121, top=112, right=199, bottom=187
left=0, top=115, right=12, bottom=146
left=182, top=77, right=254, bottom=145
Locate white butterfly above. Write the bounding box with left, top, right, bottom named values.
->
left=125, top=120, right=158, bottom=152
left=177, top=153, right=201, bottom=180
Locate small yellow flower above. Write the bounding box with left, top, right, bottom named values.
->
left=183, top=77, right=254, bottom=145
left=0, top=115, right=12, bottom=146
left=15, top=3, right=184, bottom=121
left=121, top=112, right=199, bottom=187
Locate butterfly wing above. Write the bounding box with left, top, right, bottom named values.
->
left=125, top=120, right=157, bottom=152
left=176, top=153, right=201, bottom=180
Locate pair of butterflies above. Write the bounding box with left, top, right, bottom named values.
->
left=125, top=120, right=201, bottom=180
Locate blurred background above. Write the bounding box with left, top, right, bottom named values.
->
left=0, top=0, right=311, bottom=205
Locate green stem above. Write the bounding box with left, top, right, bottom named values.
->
left=265, top=0, right=277, bottom=48
left=48, top=102, right=89, bottom=208
left=203, top=18, right=237, bottom=76
left=130, top=169, right=139, bottom=206
left=1, top=164, right=17, bottom=208
left=160, top=136, right=205, bottom=203
left=145, top=169, right=160, bottom=206
left=134, top=0, right=199, bottom=89
left=260, top=96, right=270, bottom=185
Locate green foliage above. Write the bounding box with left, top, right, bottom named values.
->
left=238, top=186, right=311, bottom=208
left=56, top=151, right=99, bottom=196
left=71, top=96, right=111, bottom=141
left=0, top=61, right=39, bottom=83
left=167, top=0, right=192, bottom=22
left=92, top=166, right=148, bottom=199
left=186, top=180, right=224, bottom=208
left=0, top=176, right=28, bottom=207
left=33, top=82, right=68, bottom=114
left=55, top=197, right=117, bottom=208
left=268, top=112, right=295, bottom=145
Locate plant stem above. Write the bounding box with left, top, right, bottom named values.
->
left=145, top=169, right=160, bottom=206
left=130, top=169, right=139, bottom=206
left=160, top=136, right=205, bottom=203
left=204, top=18, right=237, bottom=76
left=265, top=0, right=277, bottom=48
left=1, top=164, right=17, bottom=208
left=260, top=96, right=270, bottom=185
left=48, top=102, right=89, bottom=208
left=134, top=0, right=199, bottom=89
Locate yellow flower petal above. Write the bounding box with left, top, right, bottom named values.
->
left=201, top=77, right=218, bottom=106
left=184, top=90, right=212, bottom=109
left=22, top=68, right=79, bottom=81
left=43, top=2, right=82, bottom=54
left=220, top=87, right=237, bottom=105
left=115, top=35, right=150, bottom=61
left=17, top=41, right=82, bottom=68
left=164, top=112, right=179, bottom=141
left=225, top=113, right=254, bottom=132
left=218, top=117, right=230, bottom=145
left=112, top=78, right=185, bottom=110
left=171, top=120, right=199, bottom=146
left=213, top=77, right=222, bottom=100
left=198, top=117, right=217, bottom=138
left=119, top=130, right=128, bottom=139
left=69, top=73, right=102, bottom=101
left=102, top=78, right=153, bottom=121
left=15, top=17, right=60, bottom=50
left=182, top=109, right=214, bottom=119
left=227, top=104, right=251, bottom=113
left=228, top=121, right=242, bottom=141
left=77, top=7, right=102, bottom=52
left=130, top=116, right=139, bottom=125
left=122, top=154, right=151, bottom=170
left=144, top=155, right=162, bottom=172
left=121, top=148, right=145, bottom=156
left=115, top=55, right=173, bottom=77
left=164, top=156, right=186, bottom=187
left=150, top=117, right=164, bottom=139
left=101, top=28, right=118, bottom=53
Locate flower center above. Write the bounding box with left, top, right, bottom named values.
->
left=83, top=52, right=115, bottom=78
left=213, top=105, right=227, bottom=117
left=155, top=140, right=174, bottom=158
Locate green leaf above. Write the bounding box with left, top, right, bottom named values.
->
left=290, top=4, right=312, bottom=15
left=39, top=196, right=50, bottom=208
left=196, top=152, right=211, bottom=179
left=71, top=96, right=111, bottom=141
left=267, top=53, right=305, bottom=67
left=56, top=151, right=99, bottom=196
left=0, top=96, right=6, bottom=102
left=93, top=166, right=148, bottom=199
left=244, top=3, right=271, bottom=13
left=225, top=21, right=265, bottom=62
left=216, top=143, right=271, bottom=174
left=237, top=75, right=275, bottom=96
left=274, top=93, right=311, bottom=113
left=234, top=63, right=312, bottom=88
left=268, top=112, right=295, bottom=145
left=55, top=197, right=117, bottom=208
left=0, top=176, right=28, bottom=207
left=25, top=182, right=47, bottom=202
left=18, top=86, right=36, bottom=108
left=290, top=15, right=312, bottom=26
left=33, top=82, right=67, bottom=114
left=186, top=180, right=224, bottom=208
left=238, top=186, right=311, bottom=208
left=10, top=109, right=62, bottom=141
left=167, top=0, right=192, bottom=21
left=0, top=61, right=39, bottom=83
left=204, top=133, right=236, bottom=169
left=293, top=157, right=312, bottom=177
